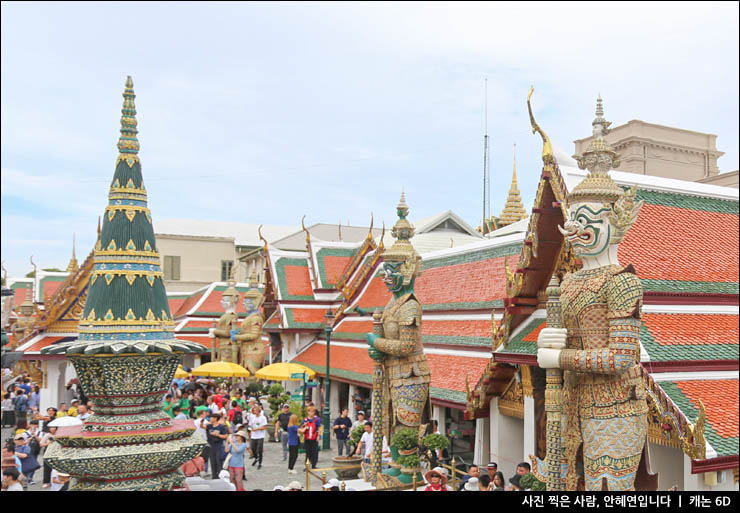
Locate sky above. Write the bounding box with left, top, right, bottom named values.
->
left=2, top=1, right=738, bottom=277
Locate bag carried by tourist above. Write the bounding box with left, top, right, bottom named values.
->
left=231, top=409, right=243, bottom=426
left=222, top=453, right=232, bottom=471
left=14, top=395, right=28, bottom=412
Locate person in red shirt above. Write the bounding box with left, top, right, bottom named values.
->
left=299, top=405, right=321, bottom=469
left=212, top=388, right=224, bottom=409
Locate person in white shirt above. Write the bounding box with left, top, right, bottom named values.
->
left=357, top=422, right=390, bottom=464
left=50, top=469, right=69, bottom=491
left=248, top=404, right=268, bottom=470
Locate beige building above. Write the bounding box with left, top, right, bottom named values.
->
left=574, top=119, right=738, bottom=187
left=154, top=220, right=298, bottom=292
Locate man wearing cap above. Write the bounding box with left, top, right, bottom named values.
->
left=322, top=478, right=341, bottom=491
left=351, top=411, right=365, bottom=431
left=67, top=399, right=79, bottom=417
left=508, top=474, right=523, bottom=491
left=486, top=462, right=498, bottom=481
left=14, top=433, right=40, bottom=487
left=274, top=403, right=291, bottom=462
left=424, top=467, right=448, bottom=491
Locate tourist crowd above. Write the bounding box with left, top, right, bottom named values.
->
left=3, top=371, right=535, bottom=492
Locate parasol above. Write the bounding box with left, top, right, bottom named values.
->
left=253, top=362, right=315, bottom=381
left=48, top=416, right=84, bottom=427
left=190, top=361, right=251, bottom=378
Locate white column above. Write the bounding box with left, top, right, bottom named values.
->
left=312, top=380, right=320, bottom=406
left=330, top=380, right=341, bottom=420
left=40, top=360, right=64, bottom=412
left=432, top=405, right=445, bottom=434
left=523, top=395, right=536, bottom=463
left=474, top=415, right=490, bottom=466
left=489, top=397, right=499, bottom=466
left=683, top=454, right=703, bottom=491
left=348, top=384, right=356, bottom=419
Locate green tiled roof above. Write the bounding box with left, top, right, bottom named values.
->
left=423, top=300, right=505, bottom=311
left=636, top=189, right=739, bottom=215
left=422, top=242, right=523, bottom=271
left=659, top=381, right=739, bottom=458
left=422, top=335, right=492, bottom=347
left=642, top=279, right=739, bottom=295
left=501, top=317, right=543, bottom=355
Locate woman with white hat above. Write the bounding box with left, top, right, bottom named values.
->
left=224, top=430, right=248, bottom=491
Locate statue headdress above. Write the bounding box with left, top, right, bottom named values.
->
left=381, top=190, right=422, bottom=285
left=223, top=262, right=240, bottom=301
left=243, top=268, right=264, bottom=309
left=570, top=95, right=642, bottom=242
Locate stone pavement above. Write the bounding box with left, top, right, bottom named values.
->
left=1, top=424, right=342, bottom=491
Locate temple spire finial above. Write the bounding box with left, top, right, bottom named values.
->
left=66, top=233, right=79, bottom=273
left=498, top=143, right=528, bottom=228
left=117, top=75, right=140, bottom=160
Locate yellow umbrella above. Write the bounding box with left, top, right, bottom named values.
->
left=190, top=361, right=251, bottom=378
left=254, top=362, right=316, bottom=381
left=174, top=365, right=190, bottom=379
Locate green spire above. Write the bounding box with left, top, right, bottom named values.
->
left=45, top=76, right=202, bottom=355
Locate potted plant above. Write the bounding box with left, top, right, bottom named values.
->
left=333, top=424, right=365, bottom=480
left=423, top=433, right=449, bottom=453
left=390, top=427, right=419, bottom=456
left=397, top=454, right=421, bottom=475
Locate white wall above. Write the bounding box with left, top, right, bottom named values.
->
left=648, top=442, right=684, bottom=490
left=474, top=416, right=490, bottom=466
left=523, top=396, right=536, bottom=463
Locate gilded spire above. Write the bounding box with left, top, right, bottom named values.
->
left=117, top=75, right=140, bottom=162
left=570, top=95, right=624, bottom=204
left=66, top=233, right=79, bottom=273
left=382, top=190, right=421, bottom=285
left=499, top=143, right=528, bottom=227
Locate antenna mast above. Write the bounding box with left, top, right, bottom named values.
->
left=482, top=78, right=490, bottom=232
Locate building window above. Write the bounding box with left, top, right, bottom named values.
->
left=163, top=255, right=180, bottom=281
left=221, top=260, right=233, bottom=282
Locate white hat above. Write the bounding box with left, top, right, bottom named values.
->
left=273, top=485, right=285, bottom=491
left=286, top=480, right=303, bottom=490
left=322, top=478, right=341, bottom=489
left=464, top=477, right=480, bottom=491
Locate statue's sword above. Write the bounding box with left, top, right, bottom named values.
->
left=545, top=275, right=566, bottom=490
left=370, top=308, right=385, bottom=484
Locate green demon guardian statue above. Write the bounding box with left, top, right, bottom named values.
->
left=365, top=192, right=431, bottom=461
left=537, top=96, right=647, bottom=491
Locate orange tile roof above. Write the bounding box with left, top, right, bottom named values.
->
left=23, top=336, right=69, bottom=353
left=416, top=256, right=514, bottom=307
left=291, top=308, right=329, bottom=324
left=620, top=204, right=739, bottom=283
left=168, top=297, right=188, bottom=316
left=173, top=290, right=206, bottom=318
left=284, top=265, right=313, bottom=298
left=675, top=380, right=738, bottom=439
left=175, top=335, right=212, bottom=349
left=643, top=313, right=739, bottom=346
left=422, top=320, right=491, bottom=338
left=334, top=320, right=374, bottom=334
left=522, top=321, right=546, bottom=342
left=293, top=342, right=488, bottom=395
left=322, top=255, right=353, bottom=287
left=356, top=276, right=391, bottom=309
left=42, top=281, right=64, bottom=301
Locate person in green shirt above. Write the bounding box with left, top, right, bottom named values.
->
left=179, top=391, right=192, bottom=417
left=162, top=394, right=177, bottom=418
left=234, top=391, right=247, bottom=410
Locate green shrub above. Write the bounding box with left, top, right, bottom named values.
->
left=346, top=424, right=366, bottom=448
left=397, top=454, right=420, bottom=468
left=519, top=472, right=545, bottom=491
left=390, top=427, right=418, bottom=450
left=423, top=433, right=449, bottom=451
left=268, top=383, right=284, bottom=396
